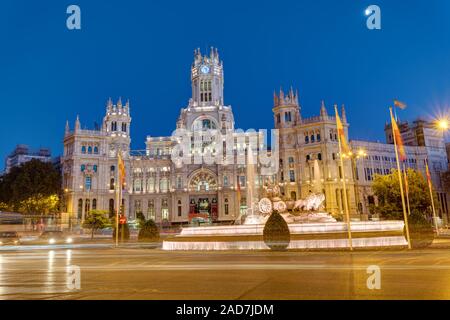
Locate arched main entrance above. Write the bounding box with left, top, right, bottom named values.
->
left=188, top=169, right=218, bottom=223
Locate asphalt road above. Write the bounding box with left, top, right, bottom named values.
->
left=1, top=247, right=450, bottom=300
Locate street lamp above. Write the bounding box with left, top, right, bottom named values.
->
left=436, top=118, right=449, bottom=131
left=348, top=149, right=367, bottom=218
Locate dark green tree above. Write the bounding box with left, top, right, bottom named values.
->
left=263, top=210, right=290, bottom=251
left=372, top=169, right=436, bottom=248
left=372, top=169, right=437, bottom=220
left=82, top=210, right=110, bottom=239
left=0, top=159, right=61, bottom=214
left=138, top=219, right=160, bottom=242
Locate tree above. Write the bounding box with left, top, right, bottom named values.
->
left=372, top=169, right=437, bottom=220
left=442, top=170, right=450, bottom=191
left=263, top=210, right=290, bottom=251
left=138, top=219, right=160, bottom=242
left=82, top=210, right=110, bottom=239
left=0, top=159, right=61, bottom=214
left=18, top=194, right=59, bottom=215
left=136, top=212, right=146, bottom=228
left=0, top=202, right=10, bottom=212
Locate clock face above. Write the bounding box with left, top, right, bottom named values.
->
left=200, top=65, right=210, bottom=74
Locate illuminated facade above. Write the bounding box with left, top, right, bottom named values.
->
left=62, top=48, right=274, bottom=224
left=62, top=48, right=449, bottom=224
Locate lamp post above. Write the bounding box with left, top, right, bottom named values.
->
left=434, top=116, right=449, bottom=225
left=344, top=149, right=367, bottom=219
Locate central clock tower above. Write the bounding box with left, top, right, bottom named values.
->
left=191, top=47, right=224, bottom=107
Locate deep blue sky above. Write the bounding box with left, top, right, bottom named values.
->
left=1, top=0, right=450, bottom=170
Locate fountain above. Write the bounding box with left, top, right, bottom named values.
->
left=162, top=153, right=408, bottom=251
left=239, top=148, right=267, bottom=225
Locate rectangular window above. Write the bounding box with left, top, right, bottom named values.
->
left=223, top=175, right=229, bottom=187
left=289, top=170, right=295, bottom=182
left=147, top=200, right=155, bottom=220
left=85, top=176, right=92, bottom=191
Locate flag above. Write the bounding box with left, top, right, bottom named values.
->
left=394, top=100, right=407, bottom=110
left=403, top=167, right=412, bottom=216
left=425, top=161, right=432, bottom=187
left=335, top=107, right=351, bottom=155
left=391, top=113, right=407, bottom=161
left=118, top=151, right=126, bottom=189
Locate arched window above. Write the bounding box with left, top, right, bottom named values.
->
left=161, top=199, right=169, bottom=220
left=85, top=176, right=92, bottom=190
left=318, top=153, right=322, bottom=161
left=110, top=178, right=115, bottom=190
left=147, top=176, right=155, bottom=193
left=85, top=199, right=90, bottom=214
left=110, top=165, right=115, bottom=172
left=317, top=133, right=321, bottom=142
left=92, top=199, right=97, bottom=210
left=305, top=136, right=309, bottom=144
left=109, top=199, right=115, bottom=217
left=87, top=146, right=92, bottom=154
left=93, top=165, right=98, bottom=172
left=147, top=200, right=155, bottom=220
left=160, top=178, right=169, bottom=193
left=81, top=146, right=86, bottom=154
left=306, top=155, right=311, bottom=161
left=311, top=135, right=315, bottom=143
left=223, top=175, right=229, bottom=187
left=81, top=164, right=86, bottom=172
left=77, top=199, right=83, bottom=219
left=121, top=123, right=127, bottom=132
left=224, top=198, right=229, bottom=215
left=94, top=146, right=99, bottom=154
left=177, top=200, right=182, bottom=217
left=134, top=179, right=142, bottom=192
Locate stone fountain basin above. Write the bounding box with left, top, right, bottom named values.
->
left=162, top=221, right=408, bottom=251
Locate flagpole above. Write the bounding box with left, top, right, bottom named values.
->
left=403, top=163, right=412, bottom=216
left=390, top=107, right=411, bottom=249
left=115, top=149, right=120, bottom=247
left=426, top=159, right=440, bottom=236
left=335, top=105, right=353, bottom=251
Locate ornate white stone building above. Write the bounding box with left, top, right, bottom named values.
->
left=62, top=48, right=276, bottom=224
left=274, top=90, right=449, bottom=222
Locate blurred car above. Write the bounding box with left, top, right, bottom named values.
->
left=39, top=230, right=74, bottom=245
left=0, top=231, right=21, bottom=246
left=0, top=212, right=23, bottom=225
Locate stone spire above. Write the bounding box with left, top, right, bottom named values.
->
left=75, top=115, right=80, bottom=131
left=320, top=100, right=328, bottom=117
left=65, top=120, right=70, bottom=136
left=125, top=99, right=130, bottom=114
left=117, top=97, right=122, bottom=109
left=341, top=104, right=347, bottom=123
left=273, top=91, right=279, bottom=106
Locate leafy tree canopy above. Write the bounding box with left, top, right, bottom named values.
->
left=0, top=159, right=61, bottom=213
left=372, top=169, right=438, bottom=221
